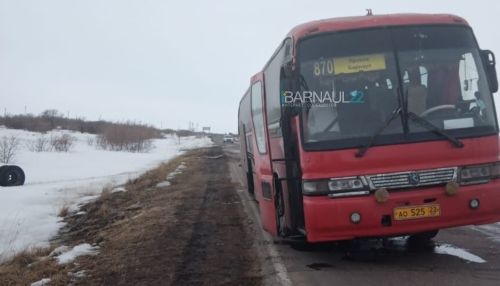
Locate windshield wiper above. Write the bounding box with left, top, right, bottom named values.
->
left=356, top=107, right=402, bottom=158
left=407, top=112, right=464, bottom=148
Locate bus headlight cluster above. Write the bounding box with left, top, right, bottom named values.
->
left=459, top=162, right=500, bottom=185
left=302, top=177, right=368, bottom=196
left=328, top=177, right=364, bottom=191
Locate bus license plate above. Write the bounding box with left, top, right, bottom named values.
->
left=393, top=204, right=441, bottom=221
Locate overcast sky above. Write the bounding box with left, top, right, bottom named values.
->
left=1, top=0, right=499, bottom=133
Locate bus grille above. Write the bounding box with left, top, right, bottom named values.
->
left=366, top=167, right=457, bottom=190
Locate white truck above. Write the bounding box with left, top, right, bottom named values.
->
left=223, top=135, right=234, bottom=144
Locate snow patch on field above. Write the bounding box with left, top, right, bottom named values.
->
left=30, top=278, right=51, bottom=286
left=0, top=128, right=212, bottom=263
left=156, top=162, right=187, bottom=188
left=56, top=243, right=99, bottom=264
left=156, top=181, right=171, bottom=188
left=111, top=187, right=127, bottom=193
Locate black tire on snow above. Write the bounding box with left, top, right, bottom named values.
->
left=0, top=165, right=26, bottom=187
left=0, top=165, right=9, bottom=186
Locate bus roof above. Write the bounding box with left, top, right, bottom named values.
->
left=287, top=13, right=469, bottom=40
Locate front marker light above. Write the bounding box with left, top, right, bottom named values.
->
left=469, top=199, right=480, bottom=209
left=350, top=212, right=361, bottom=224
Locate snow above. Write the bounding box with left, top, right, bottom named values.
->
left=156, top=181, right=171, bottom=188
left=68, top=270, right=87, bottom=278
left=471, top=223, right=500, bottom=244
left=0, top=127, right=212, bottom=263
left=56, top=243, right=99, bottom=264
left=30, top=278, right=51, bottom=286
left=165, top=163, right=186, bottom=181
left=49, top=245, right=70, bottom=257
left=111, top=187, right=127, bottom=193
left=434, top=243, right=486, bottom=263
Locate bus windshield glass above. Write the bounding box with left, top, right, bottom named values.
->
left=296, top=26, right=497, bottom=150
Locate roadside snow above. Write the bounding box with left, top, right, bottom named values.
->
left=68, top=270, right=87, bottom=278
left=111, top=187, right=127, bottom=193
left=0, top=128, right=212, bottom=263
left=56, top=243, right=99, bottom=264
left=30, top=278, right=51, bottom=286
left=472, top=223, right=500, bottom=244
left=434, top=243, right=486, bottom=263
left=156, top=181, right=171, bottom=188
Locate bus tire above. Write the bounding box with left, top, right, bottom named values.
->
left=408, top=230, right=439, bottom=250
left=274, top=176, right=288, bottom=237
left=0, top=165, right=25, bottom=187
left=289, top=240, right=317, bottom=251
left=246, top=171, right=254, bottom=196
left=0, top=165, right=8, bottom=186
left=246, top=160, right=256, bottom=200
left=409, top=229, right=439, bottom=241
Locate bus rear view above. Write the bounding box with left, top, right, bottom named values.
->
left=238, top=14, right=500, bottom=243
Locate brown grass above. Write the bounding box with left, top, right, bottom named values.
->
left=96, top=123, right=158, bottom=152
left=0, top=150, right=201, bottom=286
left=58, top=205, right=70, bottom=218
left=0, top=247, right=72, bottom=286
left=67, top=149, right=208, bottom=285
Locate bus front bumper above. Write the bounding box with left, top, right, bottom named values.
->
left=302, top=180, right=500, bottom=242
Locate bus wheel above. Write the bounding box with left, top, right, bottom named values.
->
left=246, top=171, right=254, bottom=196
left=246, top=161, right=255, bottom=199
left=408, top=230, right=439, bottom=249
left=274, top=177, right=287, bottom=237
left=409, top=230, right=439, bottom=241
left=289, top=240, right=313, bottom=251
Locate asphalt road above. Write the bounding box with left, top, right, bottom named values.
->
left=223, top=142, right=500, bottom=286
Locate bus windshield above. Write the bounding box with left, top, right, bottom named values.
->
left=296, top=26, right=498, bottom=150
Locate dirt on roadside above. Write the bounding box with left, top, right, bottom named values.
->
left=0, top=146, right=262, bottom=286
left=68, top=146, right=262, bottom=285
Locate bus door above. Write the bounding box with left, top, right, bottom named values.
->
left=250, top=78, right=277, bottom=235
left=239, top=123, right=255, bottom=198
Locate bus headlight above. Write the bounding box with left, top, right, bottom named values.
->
left=303, top=177, right=367, bottom=196
left=302, top=180, right=330, bottom=195
left=328, top=177, right=364, bottom=191
left=459, top=164, right=492, bottom=185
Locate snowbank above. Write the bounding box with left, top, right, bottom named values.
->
left=0, top=127, right=212, bottom=263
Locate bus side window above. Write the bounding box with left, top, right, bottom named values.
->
left=251, top=81, right=267, bottom=154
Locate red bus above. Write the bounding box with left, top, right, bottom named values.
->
left=238, top=13, right=500, bottom=243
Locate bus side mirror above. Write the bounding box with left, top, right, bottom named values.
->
left=481, top=50, right=498, bottom=93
